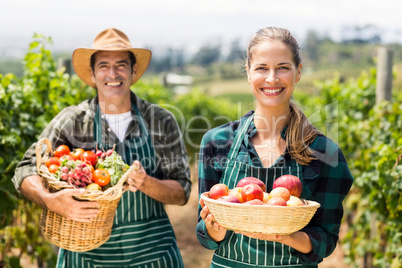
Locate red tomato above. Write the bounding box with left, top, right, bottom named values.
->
left=83, top=151, right=97, bottom=166
left=54, top=145, right=70, bottom=158
left=70, top=148, right=85, bottom=161
left=45, top=156, right=61, bottom=167
left=93, top=169, right=111, bottom=187
left=60, top=154, right=75, bottom=161
left=48, top=164, right=59, bottom=174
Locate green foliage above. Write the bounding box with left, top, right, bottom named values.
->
left=172, top=89, right=238, bottom=159
left=314, top=69, right=402, bottom=266
left=133, top=79, right=174, bottom=104
left=4, top=31, right=401, bottom=267
left=133, top=80, right=240, bottom=161
left=0, top=34, right=94, bottom=266
left=1, top=35, right=240, bottom=266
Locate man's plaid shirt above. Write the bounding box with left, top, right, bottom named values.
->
left=13, top=92, right=192, bottom=202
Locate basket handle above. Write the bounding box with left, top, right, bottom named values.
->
left=35, top=138, right=53, bottom=171
left=114, top=164, right=139, bottom=189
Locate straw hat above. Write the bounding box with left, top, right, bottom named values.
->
left=72, top=28, right=152, bottom=88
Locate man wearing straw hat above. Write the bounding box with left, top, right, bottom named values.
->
left=13, top=28, right=191, bottom=267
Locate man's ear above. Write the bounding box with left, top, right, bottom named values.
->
left=91, top=70, right=96, bottom=84
left=132, top=64, right=138, bottom=80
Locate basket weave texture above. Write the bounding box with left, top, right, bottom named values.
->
left=35, top=138, right=135, bottom=252
left=201, top=192, right=320, bottom=235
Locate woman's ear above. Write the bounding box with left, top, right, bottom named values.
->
left=246, top=65, right=251, bottom=83
left=295, top=64, right=302, bottom=83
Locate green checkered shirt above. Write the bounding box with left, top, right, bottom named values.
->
left=196, top=111, right=353, bottom=266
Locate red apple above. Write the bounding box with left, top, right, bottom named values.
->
left=286, top=196, right=305, bottom=206
left=243, top=199, right=265, bottom=205
left=273, top=175, right=303, bottom=198
left=269, top=187, right=291, bottom=201
left=228, top=187, right=244, bottom=203
left=266, top=196, right=287, bottom=206
left=218, top=195, right=241, bottom=203
left=209, top=183, right=229, bottom=200
left=241, top=183, right=264, bottom=202
left=237, top=177, right=266, bottom=192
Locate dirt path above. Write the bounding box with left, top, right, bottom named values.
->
left=165, top=181, right=214, bottom=267
left=165, top=173, right=352, bottom=268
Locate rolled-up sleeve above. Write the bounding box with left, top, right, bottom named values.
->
left=297, top=142, right=354, bottom=264
left=13, top=102, right=96, bottom=191
left=196, top=130, right=229, bottom=249
left=12, top=107, right=75, bottom=191
left=153, top=109, right=192, bottom=203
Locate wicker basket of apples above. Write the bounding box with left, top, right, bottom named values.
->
left=201, top=175, right=320, bottom=235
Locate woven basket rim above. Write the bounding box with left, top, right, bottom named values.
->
left=201, top=192, right=321, bottom=235
left=201, top=192, right=321, bottom=208
left=35, top=138, right=135, bottom=201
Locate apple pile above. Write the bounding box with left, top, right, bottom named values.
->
left=208, top=175, right=305, bottom=207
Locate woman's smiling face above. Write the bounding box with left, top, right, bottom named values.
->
left=246, top=40, right=302, bottom=110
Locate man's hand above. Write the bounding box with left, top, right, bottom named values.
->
left=45, top=189, right=100, bottom=222
left=20, top=175, right=100, bottom=223
left=126, top=160, right=143, bottom=192
left=125, top=160, right=187, bottom=205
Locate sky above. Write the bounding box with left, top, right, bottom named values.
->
left=1, top=0, right=402, bottom=59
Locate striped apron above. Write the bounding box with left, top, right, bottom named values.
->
left=211, top=114, right=303, bottom=268
left=56, top=103, right=183, bottom=268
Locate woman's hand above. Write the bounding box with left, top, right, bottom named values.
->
left=199, top=196, right=227, bottom=242
left=236, top=230, right=313, bottom=254
left=235, top=231, right=289, bottom=242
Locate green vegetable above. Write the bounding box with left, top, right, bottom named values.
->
left=96, top=151, right=129, bottom=186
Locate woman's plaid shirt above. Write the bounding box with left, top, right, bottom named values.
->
left=197, top=111, right=353, bottom=265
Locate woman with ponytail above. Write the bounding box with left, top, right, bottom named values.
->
left=197, top=27, right=353, bottom=267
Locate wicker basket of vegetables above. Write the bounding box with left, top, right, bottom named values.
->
left=35, top=138, right=135, bottom=252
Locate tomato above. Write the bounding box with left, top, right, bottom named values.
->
left=60, top=154, right=75, bottom=161
left=93, top=168, right=111, bottom=187
left=54, top=145, right=70, bottom=158
left=48, top=164, right=59, bottom=174
left=70, top=148, right=85, bottom=161
left=83, top=151, right=97, bottom=166
left=45, top=156, right=61, bottom=167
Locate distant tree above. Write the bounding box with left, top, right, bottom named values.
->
left=341, top=24, right=382, bottom=44
left=147, top=47, right=186, bottom=73
left=226, top=38, right=245, bottom=63
left=304, top=30, right=320, bottom=63
left=192, top=43, right=221, bottom=67
left=175, top=48, right=185, bottom=72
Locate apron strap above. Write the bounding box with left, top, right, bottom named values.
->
left=94, top=102, right=150, bottom=144
left=94, top=101, right=157, bottom=171
left=226, top=114, right=254, bottom=161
